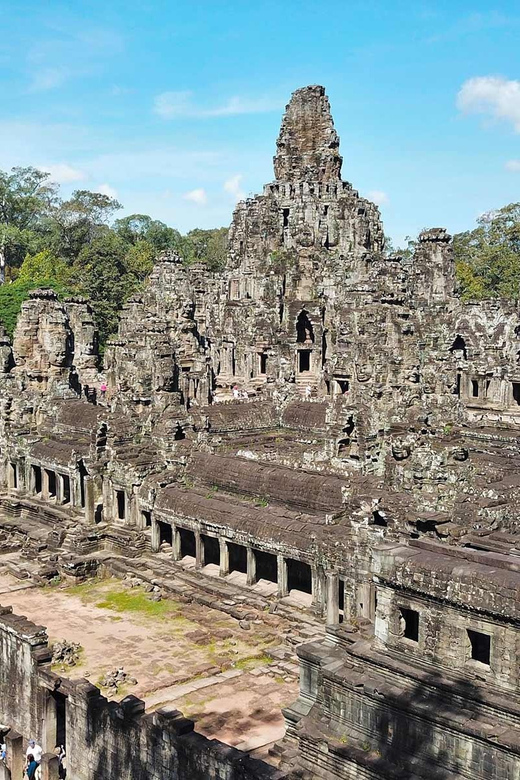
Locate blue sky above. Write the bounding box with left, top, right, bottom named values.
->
left=0, top=0, right=519, bottom=244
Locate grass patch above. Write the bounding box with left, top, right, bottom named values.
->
left=95, top=589, right=175, bottom=617
left=233, top=653, right=273, bottom=671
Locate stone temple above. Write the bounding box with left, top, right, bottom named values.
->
left=0, top=85, right=520, bottom=779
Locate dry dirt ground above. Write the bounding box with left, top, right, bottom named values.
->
left=0, top=572, right=298, bottom=752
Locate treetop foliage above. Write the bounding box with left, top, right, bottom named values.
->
left=0, top=165, right=228, bottom=344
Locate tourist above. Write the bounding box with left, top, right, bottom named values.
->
left=305, top=385, right=312, bottom=399
left=232, top=385, right=240, bottom=399
left=55, top=744, right=67, bottom=779
left=26, top=739, right=42, bottom=764
left=100, top=381, right=108, bottom=399
left=241, top=389, right=249, bottom=399
left=0, top=741, right=6, bottom=762
left=25, top=753, right=39, bottom=780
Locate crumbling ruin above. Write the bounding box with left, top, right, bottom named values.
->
left=1, top=85, right=520, bottom=779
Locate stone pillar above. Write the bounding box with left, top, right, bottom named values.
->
left=246, top=547, right=256, bottom=586
left=219, top=538, right=229, bottom=577
left=326, top=571, right=339, bottom=625
left=7, top=461, right=16, bottom=493
left=42, top=469, right=50, bottom=501
left=277, top=555, right=288, bottom=597
left=28, top=464, right=36, bottom=494
left=172, top=526, right=181, bottom=561
left=56, top=473, right=63, bottom=504
left=195, top=532, right=204, bottom=569
left=151, top=519, right=160, bottom=552
left=40, top=754, right=60, bottom=780
left=5, top=730, right=23, bottom=780
left=312, top=566, right=325, bottom=614
left=44, top=691, right=57, bottom=753
left=84, top=477, right=96, bottom=524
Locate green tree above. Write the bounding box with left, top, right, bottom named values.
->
left=454, top=204, right=520, bottom=300
left=46, top=190, right=122, bottom=261
left=73, top=231, right=139, bottom=345
left=0, top=167, right=58, bottom=275
left=0, top=250, right=75, bottom=336
left=182, top=227, right=228, bottom=270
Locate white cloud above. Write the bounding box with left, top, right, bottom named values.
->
left=154, top=91, right=281, bottom=119
left=224, top=174, right=245, bottom=201
left=29, top=67, right=69, bottom=91
left=96, top=183, right=118, bottom=199
left=183, top=188, right=207, bottom=205
left=506, top=159, right=520, bottom=171
left=38, top=163, right=86, bottom=183
left=367, top=190, right=389, bottom=206
left=457, top=76, right=520, bottom=132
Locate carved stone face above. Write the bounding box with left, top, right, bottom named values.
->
left=297, top=225, right=314, bottom=247
left=356, top=364, right=373, bottom=382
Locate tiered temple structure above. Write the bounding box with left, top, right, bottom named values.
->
left=1, top=85, right=520, bottom=779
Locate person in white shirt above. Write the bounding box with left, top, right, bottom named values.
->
left=26, top=739, right=42, bottom=763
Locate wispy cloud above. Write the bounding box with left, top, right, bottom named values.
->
left=457, top=76, right=520, bottom=132
left=154, top=91, right=282, bottom=119
left=367, top=190, right=389, bottom=206
left=506, top=159, right=520, bottom=172
left=96, top=183, right=118, bottom=199
left=224, top=174, right=245, bottom=201
left=29, top=67, right=69, bottom=91
left=183, top=188, right=207, bottom=205
left=38, top=163, right=87, bottom=183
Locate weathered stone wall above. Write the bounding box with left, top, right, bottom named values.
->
left=0, top=607, right=285, bottom=780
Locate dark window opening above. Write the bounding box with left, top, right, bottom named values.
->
left=62, top=474, right=71, bottom=505
left=116, top=490, right=126, bottom=520
left=254, top=550, right=277, bottom=583
left=337, top=438, right=350, bottom=455
left=338, top=579, right=345, bottom=624
left=287, top=559, right=312, bottom=594
left=228, top=542, right=247, bottom=574
left=299, top=350, right=311, bottom=373
left=450, top=335, right=467, bottom=360
left=231, top=348, right=236, bottom=376
left=259, top=353, right=268, bottom=374
left=179, top=527, right=196, bottom=559
left=202, top=535, right=220, bottom=566
left=158, top=520, right=173, bottom=546
left=400, top=607, right=419, bottom=642
left=453, top=373, right=461, bottom=396
left=78, top=460, right=88, bottom=508
left=321, top=331, right=328, bottom=367
left=10, top=462, right=18, bottom=489
left=296, top=311, right=314, bottom=344
left=468, top=629, right=490, bottom=665
left=471, top=379, right=479, bottom=398
left=94, top=504, right=103, bottom=524
left=32, top=464, right=42, bottom=494
left=324, top=205, right=329, bottom=216
left=336, top=379, right=349, bottom=394
left=513, top=383, right=520, bottom=406
left=174, top=425, right=185, bottom=440
left=46, top=469, right=57, bottom=498
left=283, top=208, right=290, bottom=228
left=142, top=510, right=152, bottom=528
left=372, top=510, right=387, bottom=527
left=52, top=690, right=67, bottom=753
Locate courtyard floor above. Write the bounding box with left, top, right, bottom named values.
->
left=0, top=571, right=299, bottom=756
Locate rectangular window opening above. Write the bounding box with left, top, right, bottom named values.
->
left=46, top=469, right=56, bottom=498
left=299, top=350, right=311, bottom=373
left=116, top=490, right=126, bottom=520
left=259, top=353, right=268, bottom=374
left=471, top=379, right=479, bottom=398
left=10, top=462, right=18, bottom=489
left=400, top=607, right=419, bottom=642
left=62, top=474, right=71, bottom=505
left=468, top=629, right=490, bottom=665
left=513, top=382, right=520, bottom=406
